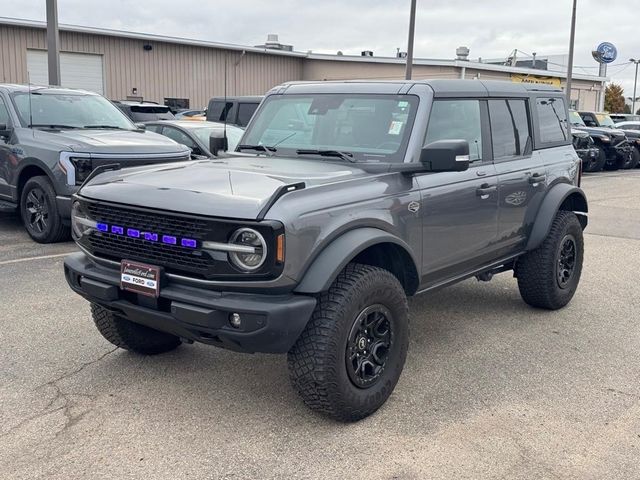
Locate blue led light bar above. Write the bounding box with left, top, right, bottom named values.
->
left=111, top=225, right=124, bottom=235
left=144, top=232, right=158, bottom=242
left=96, top=223, right=108, bottom=232
left=181, top=238, right=197, bottom=248
left=127, top=228, right=140, bottom=238
left=162, top=235, right=177, bottom=245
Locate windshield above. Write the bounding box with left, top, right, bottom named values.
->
left=240, top=94, right=419, bottom=163
left=192, top=126, right=243, bottom=151
left=569, top=111, right=586, bottom=127
left=12, top=92, right=135, bottom=130
left=596, top=114, right=615, bottom=128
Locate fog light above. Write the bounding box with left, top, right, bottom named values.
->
left=229, top=313, right=242, bottom=329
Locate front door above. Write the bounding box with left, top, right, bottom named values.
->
left=0, top=96, right=13, bottom=200
left=416, top=98, right=499, bottom=287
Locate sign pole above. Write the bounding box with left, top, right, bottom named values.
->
left=46, top=0, right=61, bottom=86
left=565, top=0, right=577, bottom=105
left=405, top=0, right=417, bottom=80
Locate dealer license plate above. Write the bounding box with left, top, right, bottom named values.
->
left=120, top=260, right=161, bottom=297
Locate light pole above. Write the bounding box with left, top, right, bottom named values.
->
left=630, top=59, right=640, bottom=114
left=405, top=0, right=417, bottom=80
left=565, top=0, right=577, bottom=105
left=46, top=0, right=61, bottom=85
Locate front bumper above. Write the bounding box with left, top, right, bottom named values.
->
left=64, top=252, right=317, bottom=353
left=575, top=147, right=598, bottom=162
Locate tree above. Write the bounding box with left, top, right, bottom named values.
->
left=604, top=83, right=626, bottom=113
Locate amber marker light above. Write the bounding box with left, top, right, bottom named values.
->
left=276, top=234, right=285, bottom=263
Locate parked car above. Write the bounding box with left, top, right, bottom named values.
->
left=0, top=84, right=190, bottom=242
left=175, top=109, right=205, bottom=120
left=609, top=113, right=640, bottom=123
left=112, top=101, right=175, bottom=122
left=574, top=111, right=633, bottom=170
left=580, top=112, right=640, bottom=169
left=614, top=121, right=640, bottom=131
left=206, top=96, right=262, bottom=127
left=145, top=120, right=243, bottom=158
left=65, top=80, right=587, bottom=421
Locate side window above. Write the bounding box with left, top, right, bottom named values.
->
left=536, top=97, right=568, bottom=143
left=161, top=127, right=196, bottom=149
left=237, top=103, right=259, bottom=127
left=145, top=124, right=163, bottom=134
left=425, top=100, right=482, bottom=161
left=0, top=97, right=9, bottom=125
left=488, top=99, right=531, bottom=160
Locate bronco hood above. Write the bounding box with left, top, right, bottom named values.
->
left=79, top=155, right=366, bottom=219
left=29, top=128, right=189, bottom=155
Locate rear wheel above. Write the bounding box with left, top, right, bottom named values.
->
left=91, top=303, right=182, bottom=354
left=20, top=176, right=69, bottom=243
left=287, top=264, right=409, bottom=422
left=516, top=211, right=584, bottom=310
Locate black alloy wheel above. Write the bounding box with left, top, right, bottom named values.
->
left=346, top=304, right=393, bottom=388
left=24, top=186, right=50, bottom=234
left=556, top=235, right=577, bottom=289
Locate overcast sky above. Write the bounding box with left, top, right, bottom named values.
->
left=6, top=0, right=640, bottom=98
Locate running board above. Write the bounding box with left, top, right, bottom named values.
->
left=0, top=200, right=17, bottom=213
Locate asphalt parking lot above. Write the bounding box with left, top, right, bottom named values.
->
left=1, top=171, right=639, bottom=480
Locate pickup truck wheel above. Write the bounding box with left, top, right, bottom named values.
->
left=516, top=211, right=583, bottom=310
left=20, top=176, right=69, bottom=243
left=287, top=264, right=409, bottom=422
left=91, top=303, right=181, bottom=354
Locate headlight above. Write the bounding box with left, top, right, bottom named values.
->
left=228, top=228, right=267, bottom=271
left=71, top=157, right=93, bottom=184
left=71, top=201, right=96, bottom=240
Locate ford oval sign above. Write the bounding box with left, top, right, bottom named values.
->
left=596, top=42, right=617, bottom=64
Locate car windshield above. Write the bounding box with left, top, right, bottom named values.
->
left=596, top=113, right=615, bottom=128
left=569, top=111, right=586, bottom=127
left=12, top=92, right=135, bottom=130
left=240, top=94, right=419, bottom=163
left=192, top=126, right=243, bottom=151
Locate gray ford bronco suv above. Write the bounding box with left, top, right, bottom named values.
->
left=0, top=84, right=190, bottom=243
left=64, top=80, right=587, bottom=421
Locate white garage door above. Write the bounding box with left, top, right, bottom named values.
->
left=26, top=50, right=104, bottom=94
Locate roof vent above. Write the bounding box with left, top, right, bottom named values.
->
left=361, top=50, right=374, bottom=57
left=255, top=34, right=293, bottom=52
left=456, top=46, right=470, bottom=61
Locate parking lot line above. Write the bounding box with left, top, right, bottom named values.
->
left=0, top=252, right=70, bottom=266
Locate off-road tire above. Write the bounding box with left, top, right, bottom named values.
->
left=20, top=176, right=69, bottom=243
left=91, top=303, right=181, bottom=354
left=603, top=151, right=624, bottom=171
left=583, top=146, right=607, bottom=172
left=287, top=263, right=409, bottom=422
left=516, top=211, right=583, bottom=310
left=624, top=147, right=640, bottom=169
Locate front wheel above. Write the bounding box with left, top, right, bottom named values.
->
left=624, top=147, right=640, bottom=169
left=287, top=264, right=409, bottom=422
left=20, top=176, right=69, bottom=243
left=516, top=211, right=584, bottom=310
left=583, top=146, right=606, bottom=172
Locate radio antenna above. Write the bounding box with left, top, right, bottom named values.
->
left=27, top=72, right=34, bottom=128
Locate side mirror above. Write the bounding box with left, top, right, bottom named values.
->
left=209, top=131, right=228, bottom=157
left=135, top=123, right=146, bottom=131
left=420, top=139, right=470, bottom=172
left=0, top=123, right=11, bottom=138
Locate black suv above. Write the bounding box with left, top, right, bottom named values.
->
left=576, top=111, right=634, bottom=170
left=65, top=80, right=587, bottom=421
left=0, top=85, right=190, bottom=242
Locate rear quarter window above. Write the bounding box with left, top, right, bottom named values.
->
left=535, top=97, right=568, bottom=144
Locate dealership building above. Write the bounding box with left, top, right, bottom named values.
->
left=0, top=17, right=606, bottom=111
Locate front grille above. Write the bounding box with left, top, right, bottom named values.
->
left=86, top=202, right=210, bottom=238
left=78, top=199, right=282, bottom=280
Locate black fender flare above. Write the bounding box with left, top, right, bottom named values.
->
left=525, top=183, right=588, bottom=251
left=294, top=227, right=419, bottom=294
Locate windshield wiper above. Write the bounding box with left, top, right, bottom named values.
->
left=83, top=125, right=128, bottom=130
left=296, top=149, right=356, bottom=163
left=29, top=124, right=79, bottom=129
left=237, top=144, right=277, bottom=153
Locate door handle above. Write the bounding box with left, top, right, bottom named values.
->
left=528, top=173, right=546, bottom=185
left=476, top=183, right=497, bottom=199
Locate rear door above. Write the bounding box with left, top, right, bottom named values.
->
left=490, top=98, right=543, bottom=255
left=0, top=94, right=14, bottom=199
left=415, top=98, right=499, bottom=286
